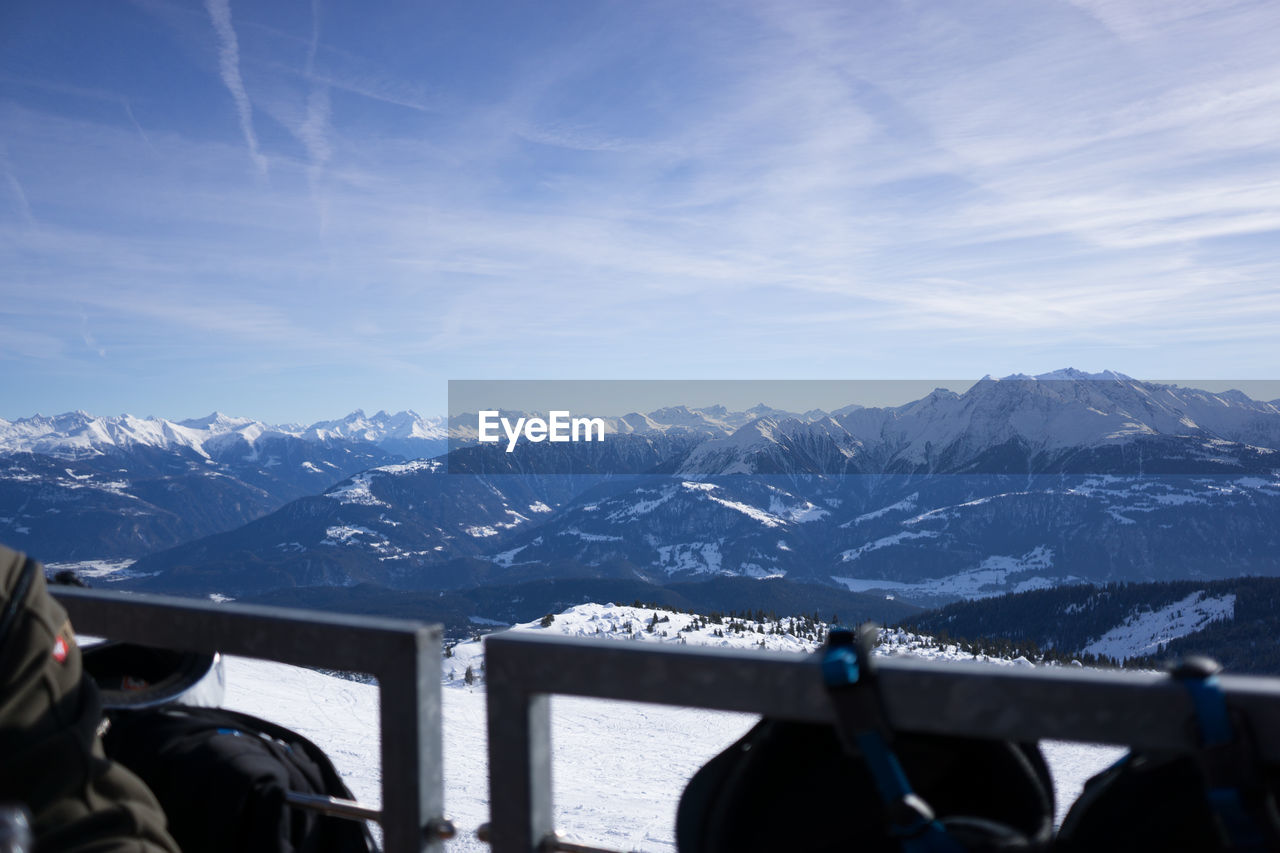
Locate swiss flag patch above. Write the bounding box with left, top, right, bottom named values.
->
left=52, top=635, right=69, bottom=664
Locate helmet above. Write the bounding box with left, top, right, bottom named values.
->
left=80, top=642, right=225, bottom=710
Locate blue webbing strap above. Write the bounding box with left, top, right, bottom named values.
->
left=1175, top=657, right=1269, bottom=852
left=822, top=627, right=965, bottom=853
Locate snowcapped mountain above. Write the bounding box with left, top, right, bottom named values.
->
left=125, top=434, right=704, bottom=594
left=475, top=475, right=842, bottom=584
left=0, top=409, right=448, bottom=460
left=445, top=401, right=837, bottom=446
left=0, top=410, right=447, bottom=561
left=661, top=370, right=1280, bottom=477
left=300, top=410, right=448, bottom=458
left=0, top=411, right=225, bottom=458
left=674, top=417, right=868, bottom=475
left=14, top=371, right=1280, bottom=601
left=862, top=369, right=1280, bottom=469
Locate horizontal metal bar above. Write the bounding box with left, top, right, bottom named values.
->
left=285, top=791, right=382, bottom=823
left=484, top=633, right=1280, bottom=758
left=54, top=587, right=438, bottom=677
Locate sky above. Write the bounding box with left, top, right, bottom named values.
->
left=2, top=0, right=1279, bottom=423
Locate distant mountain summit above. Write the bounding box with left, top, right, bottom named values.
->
left=658, top=371, right=1280, bottom=477
left=0, top=409, right=447, bottom=561
left=0, top=409, right=448, bottom=459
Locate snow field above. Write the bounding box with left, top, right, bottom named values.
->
left=224, top=658, right=1122, bottom=851
left=222, top=655, right=755, bottom=852
left=1081, top=591, right=1236, bottom=662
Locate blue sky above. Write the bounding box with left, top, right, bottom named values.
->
left=2, top=0, right=1278, bottom=423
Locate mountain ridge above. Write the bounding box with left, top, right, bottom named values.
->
left=0, top=409, right=449, bottom=459
left=12, top=371, right=1280, bottom=596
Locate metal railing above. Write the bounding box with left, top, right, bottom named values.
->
left=483, top=632, right=1280, bottom=853
left=56, top=590, right=1280, bottom=853
left=53, top=588, right=450, bottom=853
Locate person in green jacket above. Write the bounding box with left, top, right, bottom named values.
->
left=0, top=544, right=179, bottom=853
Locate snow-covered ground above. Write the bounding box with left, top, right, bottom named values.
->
left=220, top=603, right=1124, bottom=851
left=44, top=559, right=158, bottom=582
left=832, top=546, right=1081, bottom=599
left=1082, top=591, right=1236, bottom=662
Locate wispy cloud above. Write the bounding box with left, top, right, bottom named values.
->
left=203, top=0, right=267, bottom=174
left=79, top=309, right=107, bottom=358
left=1063, top=0, right=1248, bottom=42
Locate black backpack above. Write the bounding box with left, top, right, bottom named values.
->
left=677, top=719, right=1055, bottom=853
left=103, top=706, right=377, bottom=853
left=677, top=626, right=1056, bottom=853
left=1057, top=657, right=1280, bottom=852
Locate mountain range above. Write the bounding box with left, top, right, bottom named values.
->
left=0, top=409, right=449, bottom=459
left=6, top=371, right=1279, bottom=607
left=0, top=409, right=445, bottom=559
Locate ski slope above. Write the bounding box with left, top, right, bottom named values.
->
left=221, top=604, right=1125, bottom=851
left=1081, top=591, right=1236, bottom=662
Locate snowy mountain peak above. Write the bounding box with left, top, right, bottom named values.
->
left=304, top=411, right=448, bottom=443
left=745, top=403, right=781, bottom=416
left=997, top=368, right=1133, bottom=384
left=618, top=412, right=663, bottom=433
left=0, top=412, right=207, bottom=458
left=0, top=409, right=448, bottom=459
left=646, top=406, right=709, bottom=427
left=870, top=369, right=1280, bottom=462
left=735, top=417, right=780, bottom=442
left=179, top=412, right=258, bottom=431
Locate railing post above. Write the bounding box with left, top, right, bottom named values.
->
left=379, top=624, right=445, bottom=853
left=486, top=678, right=553, bottom=853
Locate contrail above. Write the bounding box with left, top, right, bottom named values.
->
left=0, top=145, right=35, bottom=226
left=300, top=0, right=330, bottom=169
left=3, top=171, right=34, bottom=225
left=306, top=0, right=321, bottom=76
left=121, top=98, right=157, bottom=154
left=301, top=0, right=330, bottom=230
left=203, top=0, right=268, bottom=174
